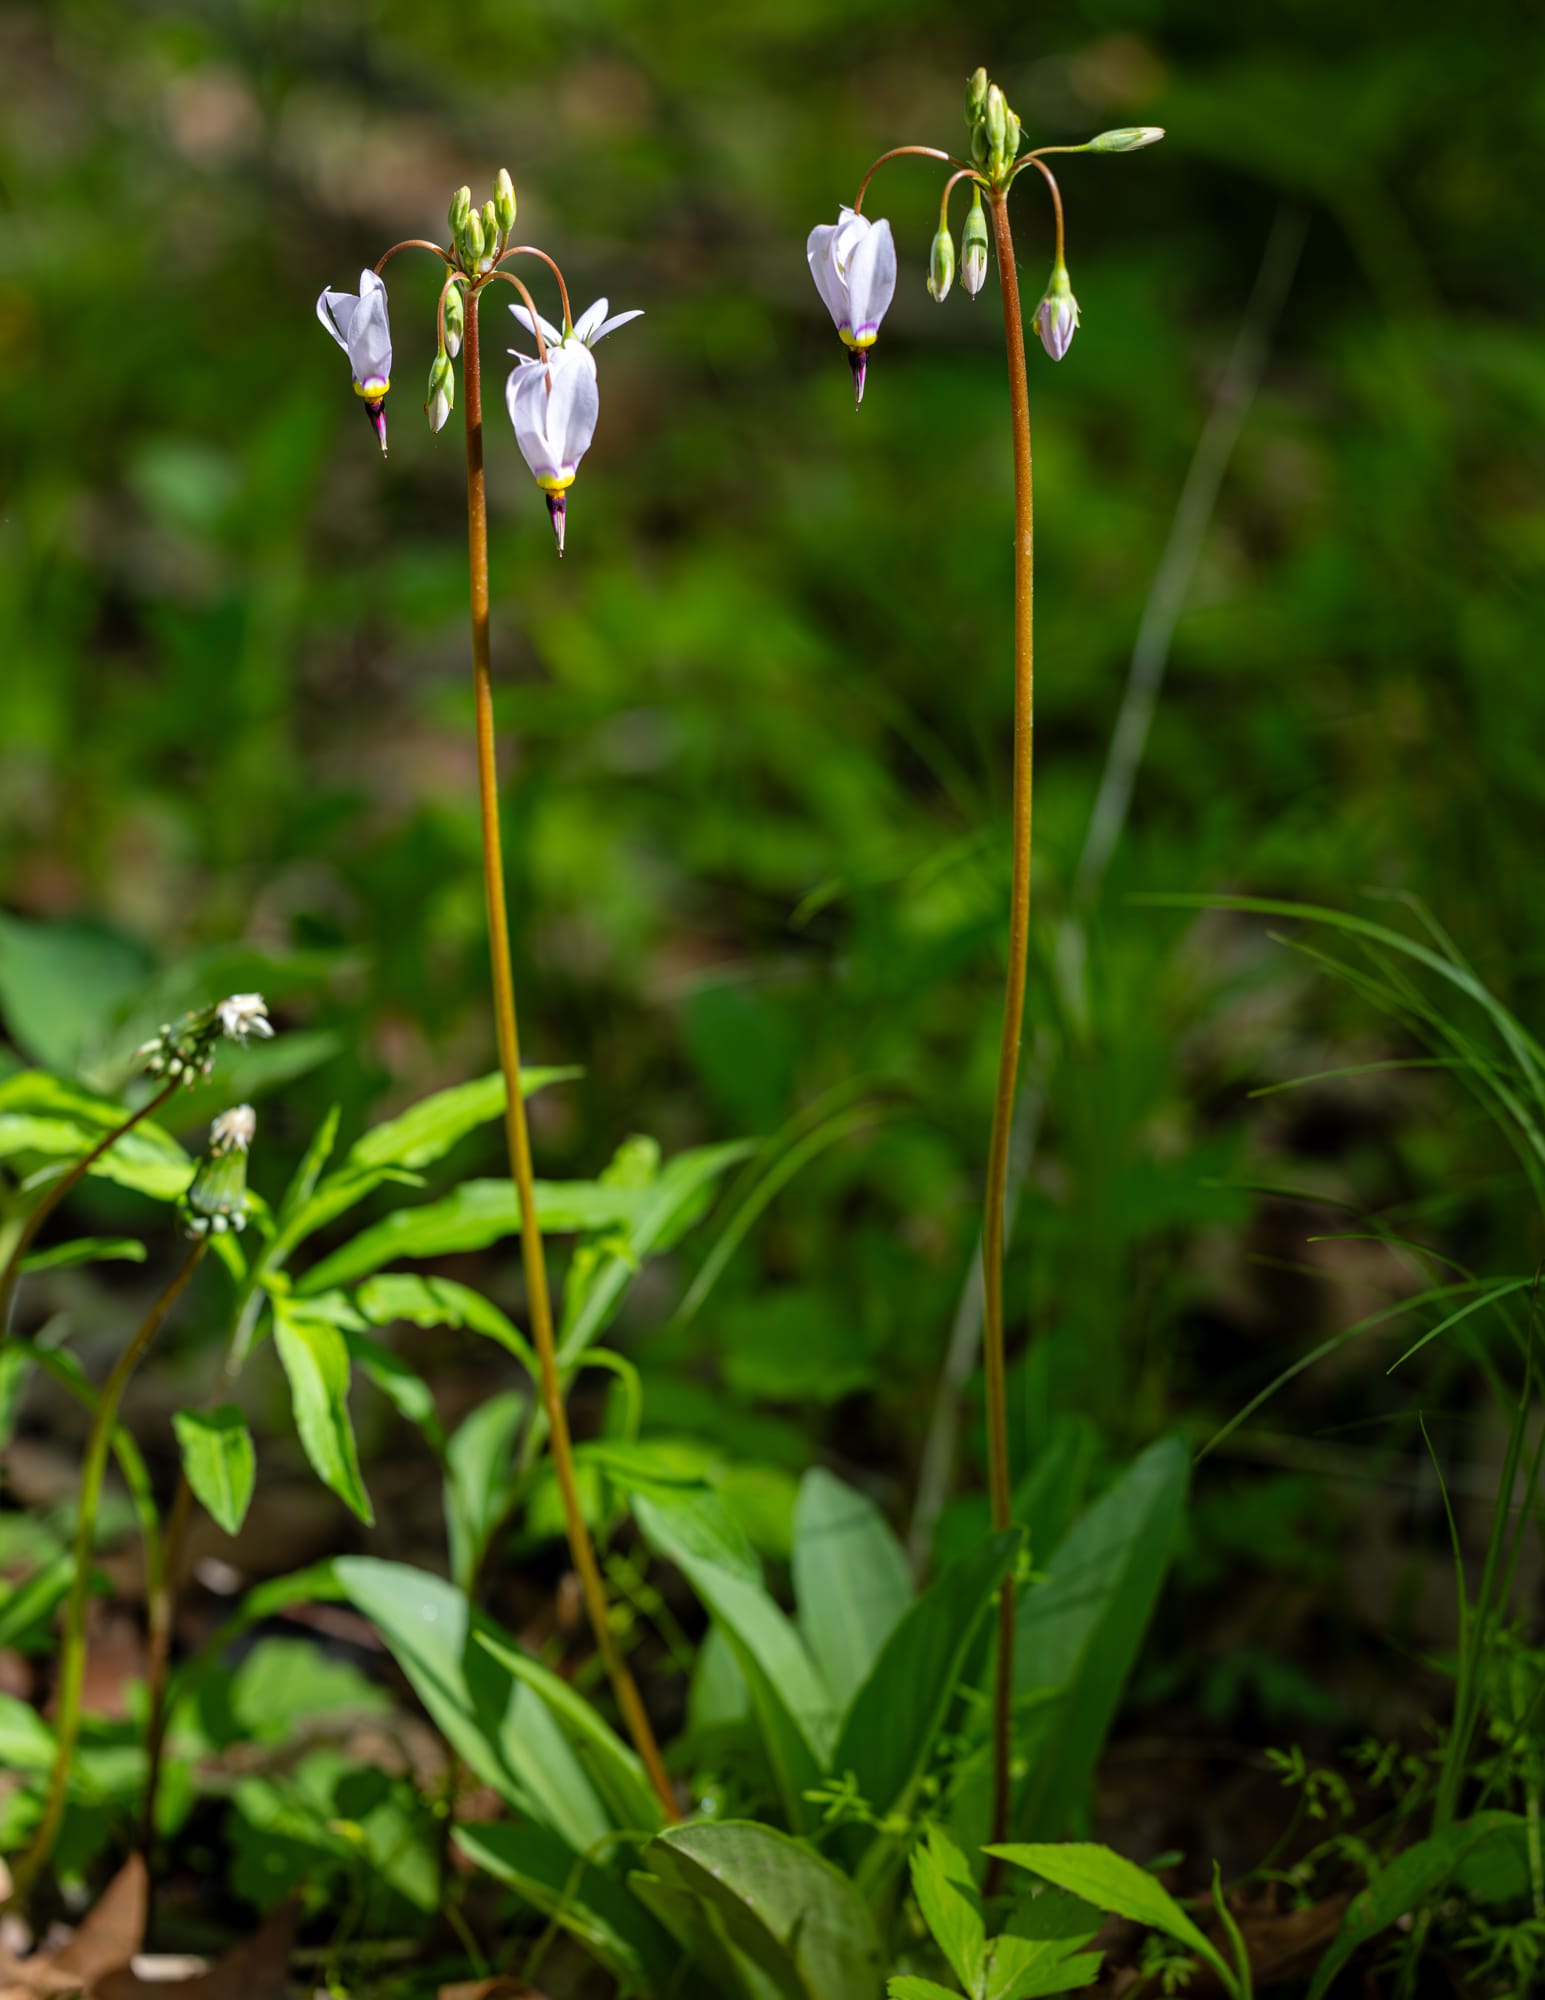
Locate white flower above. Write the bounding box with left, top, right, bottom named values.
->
left=316, top=269, right=394, bottom=455
left=505, top=344, right=601, bottom=555
left=217, top=994, right=273, bottom=1043
left=507, top=295, right=643, bottom=359
left=806, top=208, right=898, bottom=406
left=210, top=1104, right=256, bottom=1154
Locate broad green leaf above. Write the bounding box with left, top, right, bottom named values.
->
left=631, top=1867, right=782, bottom=2000
left=346, top=1067, right=578, bottom=1173
left=0, top=1074, right=192, bottom=1200
left=833, top=1530, right=1020, bottom=1832
left=629, top=1483, right=761, bottom=1586
left=355, top=1271, right=537, bottom=1376
left=1014, top=1436, right=1188, bottom=1837
left=0, top=916, right=149, bottom=1073
left=20, top=1236, right=147, bottom=1274
left=559, top=1140, right=756, bottom=1365
left=332, top=1557, right=611, bottom=1853
left=642, top=1819, right=886, bottom=2000
left=909, top=1826, right=985, bottom=1997
left=792, top=1468, right=912, bottom=1713
left=172, top=1405, right=256, bottom=1535
left=988, top=1844, right=1235, bottom=1994
left=0, top=1691, right=58, bottom=1770
left=456, top=1820, right=674, bottom=1989
left=471, top=1625, right=665, bottom=1832
left=639, top=1513, right=831, bottom=1828
left=1304, top=1812, right=1525, bottom=2000
left=889, top=1982, right=965, bottom=2000
left=272, top=1298, right=373, bottom=1524
left=229, top=1639, right=392, bottom=1743
left=275, top=1104, right=340, bottom=1231
left=302, top=1177, right=645, bottom=1292
left=445, top=1392, right=526, bottom=1590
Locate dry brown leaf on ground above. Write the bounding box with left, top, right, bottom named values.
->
left=0, top=1857, right=147, bottom=1998
left=94, top=1901, right=297, bottom=2000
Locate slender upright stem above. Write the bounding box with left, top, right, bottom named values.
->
left=11, top=1241, right=206, bottom=1905
left=460, top=295, right=677, bottom=1820
left=0, top=1078, right=181, bottom=1348
left=981, top=186, right=1035, bottom=1873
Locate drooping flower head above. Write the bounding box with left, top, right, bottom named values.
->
left=505, top=344, right=600, bottom=555
left=806, top=207, right=898, bottom=407
left=1033, top=264, right=1080, bottom=362
left=503, top=298, right=639, bottom=553
left=316, top=270, right=394, bottom=455
left=217, top=994, right=274, bottom=1044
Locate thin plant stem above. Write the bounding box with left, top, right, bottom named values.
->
left=140, top=1471, right=194, bottom=1849
left=11, top=1240, right=206, bottom=1905
left=460, top=292, right=677, bottom=1820
left=854, top=145, right=974, bottom=214
left=494, top=246, right=574, bottom=332
left=980, top=185, right=1035, bottom=1876
left=0, top=1078, right=181, bottom=1348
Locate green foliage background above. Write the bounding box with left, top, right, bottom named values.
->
left=2, top=0, right=1541, bottom=1618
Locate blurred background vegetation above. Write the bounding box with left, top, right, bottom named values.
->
left=3, top=0, right=1542, bottom=1865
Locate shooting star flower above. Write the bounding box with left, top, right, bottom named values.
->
left=806, top=207, right=898, bottom=407
left=505, top=342, right=600, bottom=555
left=316, top=270, right=394, bottom=454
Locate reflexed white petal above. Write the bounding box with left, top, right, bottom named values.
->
left=831, top=207, right=871, bottom=275
left=546, top=346, right=600, bottom=464
left=591, top=307, right=643, bottom=342
left=349, top=271, right=393, bottom=381
left=316, top=288, right=356, bottom=352
left=572, top=297, right=608, bottom=343
left=806, top=223, right=847, bottom=332
left=844, top=218, right=897, bottom=340
left=507, top=301, right=564, bottom=349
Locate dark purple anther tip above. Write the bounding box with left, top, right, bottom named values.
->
left=364, top=396, right=388, bottom=457
left=546, top=490, right=567, bottom=556
left=847, top=347, right=868, bottom=409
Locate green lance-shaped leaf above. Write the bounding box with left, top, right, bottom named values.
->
left=271, top=1297, right=372, bottom=1523
left=907, top=1825, right=986, bottom=1997
left=172, top=1405, right=257, bottom=1535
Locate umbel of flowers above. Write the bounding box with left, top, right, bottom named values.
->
left=806, top=72, right=1163, bottom=1864
left=316, top=169, right=639, bottom=551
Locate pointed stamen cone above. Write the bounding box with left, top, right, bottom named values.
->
left=546, top=490, right=567, bottom=555
left=848, top=346, right=868, bottom=408
left=365, top=396, right=388, bottom=456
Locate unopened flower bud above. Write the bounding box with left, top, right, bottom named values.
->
left=442, top=282, right=465, bottom=359
left=482, top=199, right=499, bottom=258
left=961, top=190, right=990, bottom=297
left=927, top=222, right=955, bottom=303
left=449, top=184, right=472, bottom=239
left=966, top=67, right=989, bottom=121
left=494, top=167, right=517, bottom=234
left=984, top=86, right=1008, bottom=165
left=1034, top=263, right=1079, bottom=361
left=426, top=349, right=455, bottom=433
left=458, top=205, right=485, bottom=271
left=1087, top=126, right=1165, bottom=153
left=1004, top=106, right=1022, bottom=164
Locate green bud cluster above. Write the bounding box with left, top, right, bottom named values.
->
left=967, top=66, right=1021, bottom=184
left=449, top=170, right=518, bottom=274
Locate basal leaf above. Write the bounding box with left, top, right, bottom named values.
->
left=792, top=1468, right=912, bottom=1714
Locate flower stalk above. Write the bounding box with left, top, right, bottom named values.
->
left=459, top=289, right=678, bottom=1819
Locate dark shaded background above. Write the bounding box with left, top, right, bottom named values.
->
left=3, top=0, right=1542, bottom=1821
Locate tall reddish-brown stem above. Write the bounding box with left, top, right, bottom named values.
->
left=460, top=294, right=677, bottom=1819
left=982, top=185, right=1035, bottom=1874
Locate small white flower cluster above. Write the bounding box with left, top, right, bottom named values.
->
left=138, top=993, right=275, bottom=1087
left=183, top=1107, right=256, bottom=1239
